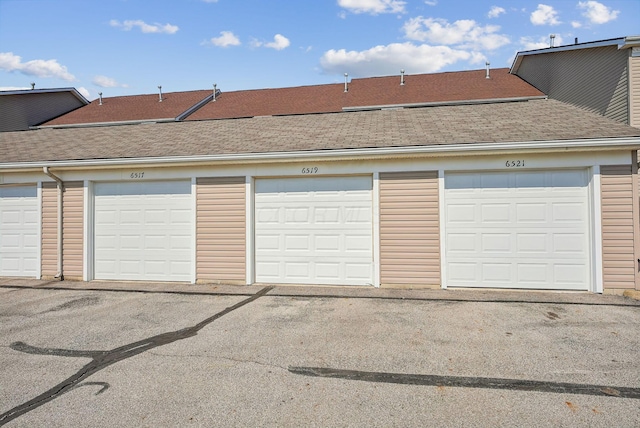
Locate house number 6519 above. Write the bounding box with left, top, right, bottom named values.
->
left=301, top=167, right=318, bottom=174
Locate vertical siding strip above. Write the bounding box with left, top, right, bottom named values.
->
left=629, top=55, right=640, bottom=128
left=196, top=177, right=246, bottom=284
left=41, top=181, right=84, bottom=279
left=634, top=152, right=640, bottom=290
left=41, top=183, right=57, bottom=277
left=600, top=165, right=635, bottom=290
left=379, top=171, right=440, bottom=287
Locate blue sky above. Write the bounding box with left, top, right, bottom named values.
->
left=0, top=0, right=638, bottom=100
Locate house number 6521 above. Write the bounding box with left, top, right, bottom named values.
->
left=505, top=160, right=525, bottom=167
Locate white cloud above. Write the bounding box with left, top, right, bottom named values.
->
left=403, top=17, right=510, bottom=51
left=530, top=4, right=560, bottom=25
left=488, top=6, right=506, bottom=18
left=571, top=21, right=582, bottom=28
left=424, top=1, right=437, bottom=5
left=202, top=0, right=219, bottom=2
left=109, top=19, right=178, bottom=34
left=320, top=42, right=483, bottom=77
left=0, top=52, right=75, bottom=81
left=578, top=1, right=619, bottom=24
left=207, top=31, right=241, bottom=47
left=77, top=87, right=91, bottom=100
left=264, top=34, right=291, bottom=50
left=252, top=34, right=291, bottom=50
left=337, top=0, right=406, bottom=15
left=519, top=35, right=564, bottom=50
left=92, top=75, right=128, bottom=88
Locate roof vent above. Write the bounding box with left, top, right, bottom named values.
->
left=213, top=83, right=217, bottom=102
left=98, top=92, right=103, bottom=105
left=158, top=85, right=163, bottom=102
left=344, top=73, right=349, bottom=93
left=30, top=82, right=35, bottom=90
left=549, top=34, right=556, bottom=48
left=485, top=62, right=490, bottom=79
left=400, top=69, right=405, bottom=86
left=574, top=37, right=578, bottom=45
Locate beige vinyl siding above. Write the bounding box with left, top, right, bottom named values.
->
left=630, top=54, right=640, bottom=128
left=516, top=46, right=629, bottom=124
left=379, top=171, right=440, bottom=287
left=41, top=181, right=84, bottom=279
left=600, top=165, right=635, bottom=290
left=196, top=177, right=246, bottom=284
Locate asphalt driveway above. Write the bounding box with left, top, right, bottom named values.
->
left=0, top=281, right=639, bottom=427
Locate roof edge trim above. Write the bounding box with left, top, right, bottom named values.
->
left=2, top=137, right=639, bottom=171
left=342, top=96, right=547, bottom=112
left=0, top=87, right=90, bottom=105
left=34, top=117, right=177, bottom=130
left=510, top=37, right=631, bottom=73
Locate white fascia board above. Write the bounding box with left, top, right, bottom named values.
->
left=2, top=137, right=640, bottom=171
left=0, top=88, right=89, bottom=104
left=35, top=118, right=177, bottom=130
left=342, top=96, right=547, bottom=112
left=510, top=37, right=626, bottom=73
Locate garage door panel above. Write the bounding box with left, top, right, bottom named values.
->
left=445, top=170, right=590, bottom=290
left=255, top=176, right=373, bottom=285
left=94, top=181, right=192, bottom=282
left=0, top=186, right=39, bottom=277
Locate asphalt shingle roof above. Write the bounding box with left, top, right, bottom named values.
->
left=39, top=68, right=543, bottom=126
left=2, top=99, right=639, bottom=165
left=43, top=89, right=212, bottom=126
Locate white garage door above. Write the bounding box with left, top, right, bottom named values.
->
left=444, top=170, right=590, bottom=290
left=0, top=186, right=39, bottom=277
left=94, top=181, right=192, bottom=282
left=255, top=176, right=373, bottom=285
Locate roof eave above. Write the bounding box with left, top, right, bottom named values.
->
left=34, top=117, right=177, bottom=130
left=1, top=137, right=639, bottom=172
left=342, top=96, right=547, bottom=112
left=510, top=36, right=635, bottom=74
left=0, top=87, right=90, bottom=105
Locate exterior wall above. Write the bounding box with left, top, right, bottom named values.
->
left=600, top=165, right=636, bottom=291
left=630, top=52, right=640, bottom=128
left=379, top=171, right=440, bottom=287
left=0, top=92, right=84, bottom=132
left=515, top=46, right=629, bottom=124
left=196, top=177, right=246, bottom=284
left=41, top=181, right=84, bottom=279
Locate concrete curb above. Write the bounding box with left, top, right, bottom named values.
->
left=2, top=278, right=640, bottom=306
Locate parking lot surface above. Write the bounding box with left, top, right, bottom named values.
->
left=1, top=280, right=639, bottom=427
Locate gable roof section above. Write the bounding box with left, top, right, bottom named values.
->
left=186, top=83, right=346, bottom=120
left=2, top=99, right=639, bottom=168
left=0, top=88, right=89, bottom=132
left=344, top=68, right=543, bottom=110
left=42, top=89, right=213, bottom=127
left=187, top=68, right=544, bottom=120
left=41, top=68, right=544, bottom=127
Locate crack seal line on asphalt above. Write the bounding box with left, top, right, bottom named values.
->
left=0, top=286, right=274, bottom=426
left=288, top=366, right=640, bottom=400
